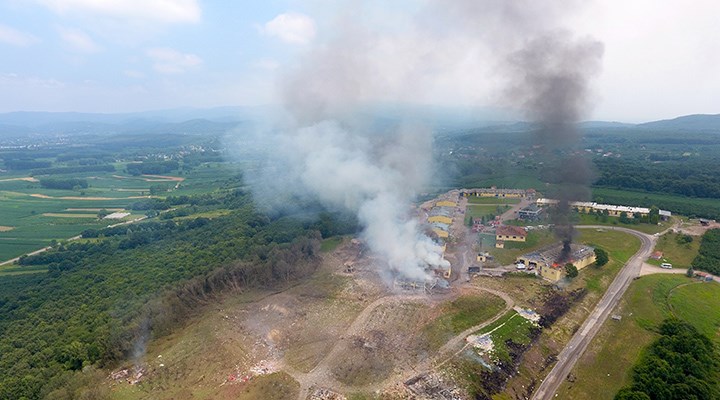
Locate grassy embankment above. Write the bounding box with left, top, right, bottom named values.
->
left=557, top=274, right=720, bottom=400
left=575, top=213, right=670, bottom=234
left=645, top=231, right=701, bottom=268
left=423, top=293, right=508, bottom=351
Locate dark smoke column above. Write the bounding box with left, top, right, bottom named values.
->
left=505, top=33, right=604, bottom=258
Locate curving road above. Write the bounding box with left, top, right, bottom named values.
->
left=531, top=226, right=658, bottom=400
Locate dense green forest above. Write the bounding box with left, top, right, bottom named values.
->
left=615, top=319, right=720, bottom=400
left=692, top=229, right=720, bottom=275
left=0, top=186, right=358, bottom=400
left=38, top=178, right=89, bottom=190
left=436, top=127, right=720, bottom=218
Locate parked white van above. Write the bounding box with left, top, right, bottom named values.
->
left=660, top=263, right=672, bottom=269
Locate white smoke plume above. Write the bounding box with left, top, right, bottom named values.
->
left=241, top=2, right=601, bottom=281
left=248, top=118, right=448, bottom=281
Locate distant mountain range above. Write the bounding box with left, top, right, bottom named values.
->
left=0, top=106, right=718, bottom=137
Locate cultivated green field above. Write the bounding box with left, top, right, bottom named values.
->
left=557, top=274, right=720, bottom=400
left=0, top=162, right=241, bottom=264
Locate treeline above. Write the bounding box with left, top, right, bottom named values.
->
left=4, top=159, right=52, bottom=170
left=595, top=157, right=720, bottom=199
left=615, top=318, right=719, bottom=400
left=39, top=178, right=88, bottom=190
left=126, top=160, right=178, bottom=175
left=0, top=189, right=357, bottom=399
left=31, top=164, right=115, bottom=176
left=691, top=228, right=720, bottom=275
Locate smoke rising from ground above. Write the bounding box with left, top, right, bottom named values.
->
left=433, top=0, right=603, bottom=253
left=506, top=32, right=603, bottom=254
left=242, top=1, right=602, bottom=278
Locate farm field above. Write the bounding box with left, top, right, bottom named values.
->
left=0, top=162, right=239, bottom=263
left=557, top=274, right=720, bottom=400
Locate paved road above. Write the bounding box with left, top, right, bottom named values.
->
left=531, top=226, right=657, bottom=400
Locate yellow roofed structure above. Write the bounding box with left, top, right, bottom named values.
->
left=432, top=228, right=449, bottom=238
left=436, top=200, right=456, bottom=207
left=428, top=215, right=452, bottom=225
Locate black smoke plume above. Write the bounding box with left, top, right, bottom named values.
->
left=505, top=33, right=604, bottom=259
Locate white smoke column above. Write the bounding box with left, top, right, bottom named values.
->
left=262, top=119, right=448, bottom=281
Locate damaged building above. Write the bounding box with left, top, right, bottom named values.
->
left=516, top=243, right=596, bottom=282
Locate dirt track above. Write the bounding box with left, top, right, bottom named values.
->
left=287, top=285, right=515, bottom=400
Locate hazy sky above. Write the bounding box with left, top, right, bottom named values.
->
left=0, top=0, right=718, bottom=122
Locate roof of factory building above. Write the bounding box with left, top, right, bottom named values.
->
left=429, top=207, right=454, bottom=217
left=536, top=198, right=653, bottom=214
left=430, top=222, right=450, bottom=231
left=496, top=225, right=527, bottom=237
left=463, top=188, right=530, bottom=195
left=659, top=210, right=672, bottom=217
left=519, top=204, right=542, bottom=213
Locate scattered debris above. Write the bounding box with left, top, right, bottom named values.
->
left=404, top=372, right=464, bottom=400
left=309, top=387, right=347, bottom=400
left=108, top=366, right=146, bottom=385
left=466, top=334, right=494, bottom=353
left=514, top=306, right=541, bottom=324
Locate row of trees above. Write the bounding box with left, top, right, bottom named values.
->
left=595, top=157, right=720, bottom=199
left=691, top=228, right=720, bottom=275
left=38, top=178, right=88, bottom=190
left=126, top=160, right=179, bottom=176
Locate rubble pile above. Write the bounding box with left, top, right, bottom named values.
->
left=309, top=387, right=347, bottom=400
left=404, top=372, right=464, bottom=400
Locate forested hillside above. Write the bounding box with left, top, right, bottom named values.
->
left=0, top=188, right=356, bottom=399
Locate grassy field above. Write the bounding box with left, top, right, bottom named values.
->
left=489, top=229, right=556, bottom=265
left=320, top=236, right=344, bottom=253
left=423, top=293, right=507, bottom=351
left=557, top=274, right=720, bottom=400
left=467, top=197, right=522, bottom=205
left=646, top=231, right=701, bottom=268
left=576, top=213, right=670, bottom=234
left=474, top=310, right=536, bottom=363
left=575, top=229, right=641, bottom=293
left=465, top=204, right=509, bottom=223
